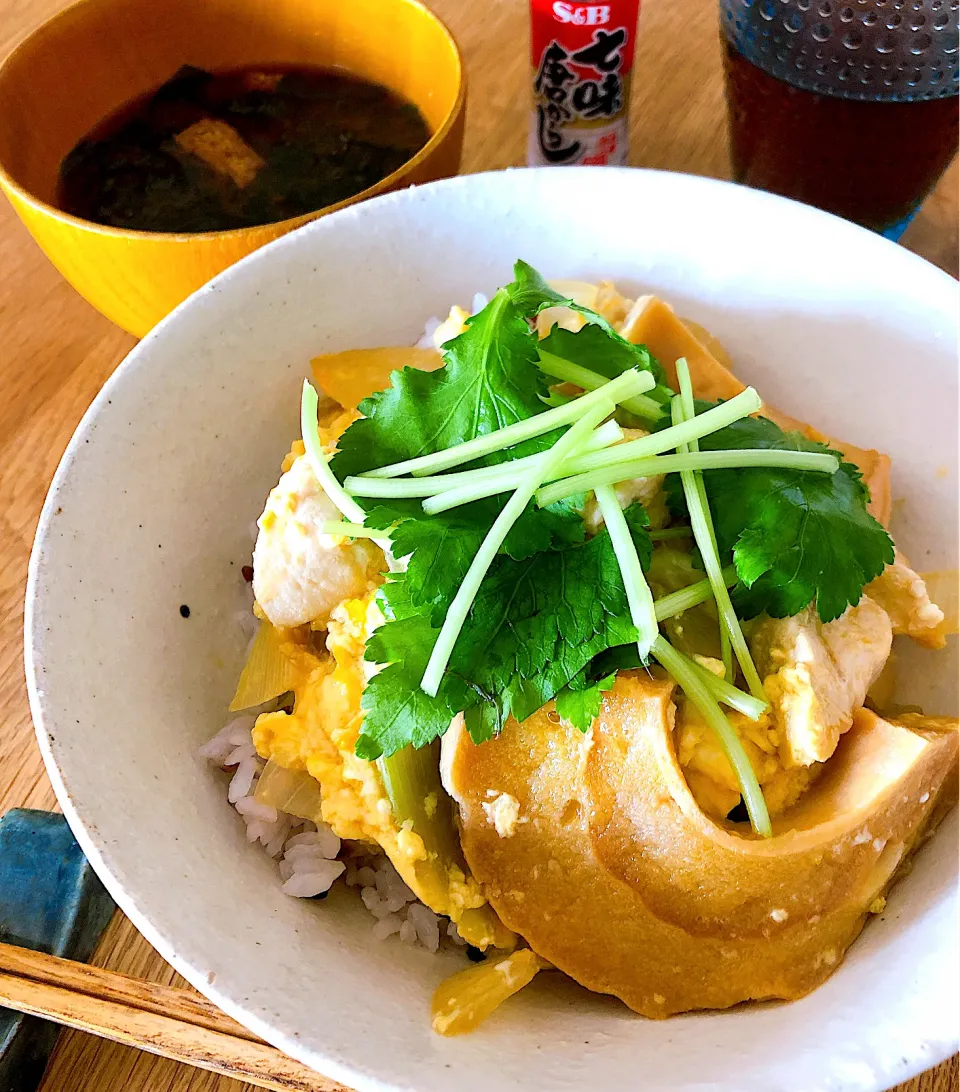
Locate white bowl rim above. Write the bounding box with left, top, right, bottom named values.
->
left=25, top=166, right=960, bottom=1092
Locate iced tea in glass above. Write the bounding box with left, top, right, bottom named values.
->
left=720, top=0, right=959, bottom=237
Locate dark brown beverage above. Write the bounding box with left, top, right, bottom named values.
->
left=723, top=41, right=959, bottom=235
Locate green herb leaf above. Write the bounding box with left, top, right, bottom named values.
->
left=555, top=672, right=616, bottom=732
left=473, top=533, right=639, bottom=728
left=331, top=289, right=552, bottom=481
left=504, top=259, right=570, bottom=316
left=504, top=260, right=630, bottom=344
left=366, top=496, right=585, bottom=625
left=355, top=611, right=476, bottom=760
left=539, top=323, right=668, bottom=390
left=356, top=526, right=640, bottom=758
left=337, top=283, right=585, bottom=621
left=669, top=410, right=895, bottom=623
left=505, top=259, right=670, bottom=405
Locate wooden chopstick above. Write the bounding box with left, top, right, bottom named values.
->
left=0, top=941, right=349, bottom=1091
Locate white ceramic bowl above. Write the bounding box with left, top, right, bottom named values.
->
left=26, top=169, right=959, bottom=1092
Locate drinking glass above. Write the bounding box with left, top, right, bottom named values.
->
left=720, top=0, right=959, bottom=238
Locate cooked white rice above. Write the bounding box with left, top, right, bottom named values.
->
left=201, top=713, right=466, bottom=953
left=202, top=307, right=495, bottom=951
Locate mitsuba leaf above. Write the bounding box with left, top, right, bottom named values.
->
left=366, top=496, right=585, bottom=625
left=506, top=260, right=670, bottom=404
left=356, top=610, right=476, bottom=760
left=356, top=526, right=640, bottom=758
left=539, top=323, right=667, bottom=389
left=504, top=259, right=626, bottom=341
left=331, top=289, right=549, bottom=480
left=555, top=672, right=616, bottom=732
left=668, top=409, right=894, bottom=623
left=503, top=259, right=570, bottom=316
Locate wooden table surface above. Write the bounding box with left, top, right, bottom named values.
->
left=0, top=0, right=957, bottom=1089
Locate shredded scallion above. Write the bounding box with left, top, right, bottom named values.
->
left=300, top=381, right=367, bottom=525
left=320, top=521, right=390, bottom=539
left=542, top=392, right=575, bottom=407
left=535, top=447, right=838, bottom=509
left=651, top=635, right=771, bottom=837
left=363, top=368, right=653, bottom=479
left=688, top=656, right=767, bottom=720
left=672, top=361, right=767, bottom=703
left=595, top=484, right=659, bottom=660
left=420, top=398, right=616, bottom=697
left=652, top=566, right=737, bottom=620
left=560, top=386, right=762, bottom=476
left=537, top=349, right=664, bottom=421
left=343, top=419, right=623, bottom=500
left=720, top=625, right=733, bottom=682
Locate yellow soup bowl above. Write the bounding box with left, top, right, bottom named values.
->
left=0, top=0, right=465, bottom=337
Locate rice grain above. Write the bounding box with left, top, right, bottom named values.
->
left=372, top=917, right=402, bottom=941
left=281, top=861, right=345, bottom=898
left=228, top=757, right=258, bottom=803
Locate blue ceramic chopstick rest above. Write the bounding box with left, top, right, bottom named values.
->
left=0, top=809, right=115, bottom=1092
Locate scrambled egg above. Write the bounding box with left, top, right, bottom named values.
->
left=251, top=593, right=509, bottom=947
left=675, top=697, right=818, bottom=821
left=253, top=595, right=395, bottom=844
left=679, top=597, right=892, bottom=818
left=481, top=792, right=522, bottom=838
left=431, top=305, right=471, bottom=347
left=249, top=586, right=512, bottom=948
left=750, top=598, right=893, bottom=767
left=243, top=361, right=515, bottom=948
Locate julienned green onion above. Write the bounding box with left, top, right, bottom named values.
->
left=595, top=484, right=658, bottom=660
left=343, top=420, right=624, bottom=500
left=648, top=569, right=765, bottom=718
left=301, top=381, right=367, bottom=526
left=320, top=521, right=390, bottom=539
left=720, top=625, right=733, bottom=683
left=377, top=744, right=439, bottom=830
left=652, top=565, right=737, bottom=620
left=672, top=362, right=767, bottom=703
left=651, top=635, right=772, bottom=838
left=535, top=447, right=839, bottom=509
left=421, top=475, right=526, bottom=515
left=537, top=349, right=663, bottom=422
left=689, top=657, right=767, bottom=720
left=420, top=398, right=616, bottom=698
left=364, top=368, right=653, bottom=479
left=540, top=390, right=575, bottom=407
left=561, top=386, right=762, bottom=476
